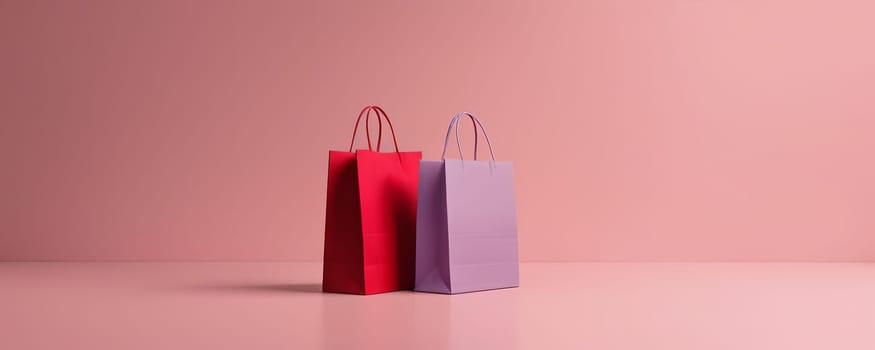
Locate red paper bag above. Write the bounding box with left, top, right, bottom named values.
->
left=322, top=106, right=421, bottom=295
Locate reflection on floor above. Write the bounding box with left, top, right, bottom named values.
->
left=2, top=262, right=875, bottom=349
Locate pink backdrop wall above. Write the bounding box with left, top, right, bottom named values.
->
left=2, top=0, right=874, bottom=261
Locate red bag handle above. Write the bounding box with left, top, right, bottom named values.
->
left=366, top=106, right=382, bottom=151
left=370, top=106, right=400, bottom=153
left=348, top=105, right=400, bottom=153
left=349, top=106, right=383, bottom=152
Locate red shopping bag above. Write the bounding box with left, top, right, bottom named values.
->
left=322, top=106, right=421, bottom=294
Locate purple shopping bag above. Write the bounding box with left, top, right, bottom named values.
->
left=415, top=112, right=519, bottom=294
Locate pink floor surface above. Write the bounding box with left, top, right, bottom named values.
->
left=2, top=262, right=874, bottom=349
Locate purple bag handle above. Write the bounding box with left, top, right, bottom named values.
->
left=440, top=112, right=496, bottom=161
left=440, top=112, right=477, bottom=160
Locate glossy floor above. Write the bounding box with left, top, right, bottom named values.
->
left=2, top=262, right=875, bottom=349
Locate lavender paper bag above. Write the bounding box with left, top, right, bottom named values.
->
left=415, top=112, right=519, bottom=294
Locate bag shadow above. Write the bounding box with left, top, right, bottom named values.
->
left=179, top=282, right=323, bottom=295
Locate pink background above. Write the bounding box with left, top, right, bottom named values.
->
left=2, top=0, right=873, bottom=262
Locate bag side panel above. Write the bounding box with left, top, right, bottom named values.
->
left=322, top=151, right=366, bottom=294
left=414, top=160, right=451, bottom=294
